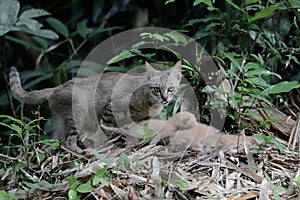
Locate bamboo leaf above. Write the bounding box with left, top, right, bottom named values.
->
left=250, top=5, right=279, bottom=22
left=107, top=50, right=136, bottom=65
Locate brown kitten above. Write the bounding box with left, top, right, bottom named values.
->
left=101, top=111, right=257, bottom=153
left=100, top=111, right=196, bottom=147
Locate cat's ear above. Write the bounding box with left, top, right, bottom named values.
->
left=145, top=61, right=157, bottom=80
left=170, top=60, right=182, bottom=81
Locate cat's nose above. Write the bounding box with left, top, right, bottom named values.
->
left=161, top=96, right=168, bottom=101
left=161, top=96, right=169, bottom=105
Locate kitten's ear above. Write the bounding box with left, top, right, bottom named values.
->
left=145, top=61, right=157, bottom=74
left=170, top=60, right=182, bottom=81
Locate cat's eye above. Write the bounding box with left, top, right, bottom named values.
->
left=152, top=87, right=161, bottom=92
left=168, top=87, right=175, bottom=92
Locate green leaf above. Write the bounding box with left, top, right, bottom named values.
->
left=77, top=182, right=92, bottom=193
left=152, top=33, right=167, bottom=42
left=165, top=0, right=176, bottom=5
left=92, top=176, right=109, bottom=186
left=76, top=21, right=93, bottom=39
left=0, top=122, right=16, bottom=131
left=138, top=123, right=156, bottom=145
left=17, top=25, right=58, bottom=40
left=253, top=134, right=268, bottom=145
left=117, top=153, right=131, bottom=172
left=19, top=8, right=50, bottom=19
left=225, top=0, right=246, bottom=13
left=0, top=190, right=10, bottom=200
left=174, top=179, right=188, bottom=190
left=245, top=77, right=269, bottom=87
left=165, top=31, right=187, bottom=44
left=295, top=175, right=300, bottom=185
left=16, top=18, right=43, bottom=30
left=69, top=174, right=78, bottom=190
left=245, top=68, right=280, bottom=78
left=244, top=62, right=260, bottom=70
left=99, top=177, right=109, bottom=186
left=288, top=0, right=300, bottom=7
left=107, top=50, right=135, bottom=65
left=46, top=17, right=69, bottom=38
left=4, top=35, right=31, bottom=49
left=10, top=124, right=22, bottom=134
left=0, top=115, right=24, bottom=126
left=92, top=175, right=101, bottom=185
left=250, top=5, right=279, bottom=22
left=221, top=51, right=242, bottom=71
left=95, top=165, right=108, bottom=177
left=68, top=189, right=78, bottom=200
left=0, top=24, right=14, bottom=36
left=268, top=136, right=285, bottom=151
left=261, top=81, right=300, bottom=95
left=193, top=0, right=216, bottom=10
left=245, top=0, right=259, bottom=5
left=32, top=36, right=48, bottom=50
left=0, top=0, right=20, bottom=24
left=249, top=93, right=272, bottom=106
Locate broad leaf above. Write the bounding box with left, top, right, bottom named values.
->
left=165, top=31, right=187, bottom=44
left=92, top=176, right=109, bottom=186
left=262, top=81, right=300, bottom=95
left=245, top=68, right=280, bottom=78
left=19, top=8, right=50, bottom=19
left=17, top=26, right=58, bottom=40
left=95, top=165, right=108, bottom=177
left=47, top=17, right=69, bottom=38
left=245, top=77, right=269, bottom=87
left=244, top=62, right=260, bottom=70
left=76, top=21, right=93, bottom=39
left=16, top=18, right=43, bottom=30
left=68, top=189, right=78, bottom=200
left=77, top=182, right=92, bottom=193
left=32, top=36, right=48, bottom=50
left=0, top=25, right=14, bottom=36
left=0, top=0, right=20, bottom=24
left=68, top=175, right=78, bottom=190
left=250, top=5, right=279, bottom=22
left=253, top=134, right=268, bottom=145
left=288, top=0, right=300, bottom=7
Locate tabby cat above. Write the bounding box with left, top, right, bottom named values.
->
left=9, top=61, right=182, bottom=150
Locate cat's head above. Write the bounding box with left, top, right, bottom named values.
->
left=146, top=61, right=182, bottom=106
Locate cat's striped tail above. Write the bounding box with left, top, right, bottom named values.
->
left=9, top=67, right=54, bottom=104
left=100, top=120, right=127, bottom=136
